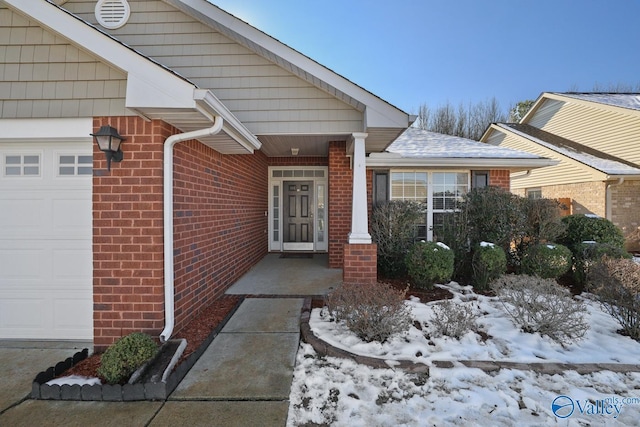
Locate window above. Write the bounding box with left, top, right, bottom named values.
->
left=58, top=154, right=93, bottom=176
left=526, top=188, right=542, bottom=199
left=4, top=154, right=40, bottom=176
left=389, top=170, right=469, bottom=241
left=472, top=170, right=489, bottom=188
left=373, top=172, right=388, bottom=206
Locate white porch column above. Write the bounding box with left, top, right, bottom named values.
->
left=349, top=132, right=372, bottom=244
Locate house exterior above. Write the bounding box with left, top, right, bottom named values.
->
left=0, top=0, right=554, bottom=349
left=481, top=92, right=640, bottom=251
left=367, top=128, right=556, bottom=241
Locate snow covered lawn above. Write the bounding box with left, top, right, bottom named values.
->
left=287, top=283, right=640, bottom=426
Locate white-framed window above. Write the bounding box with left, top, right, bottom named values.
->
left=390, top=170, right=469, bottom=241
left=3, top=154, right=41, bottom=177
left=526, top=188, right=542, bottom=199
left=58, top=154, right=93, bottom=176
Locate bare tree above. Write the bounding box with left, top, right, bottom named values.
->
left=416, top=98, right=507, bottom=141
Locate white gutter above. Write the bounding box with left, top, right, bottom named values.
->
left=605, top=177, right=625, bottom=221
left=160, top=117, right=224, bottom=343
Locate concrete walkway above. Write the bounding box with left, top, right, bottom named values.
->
left=0, top=254, right=339, bottom=426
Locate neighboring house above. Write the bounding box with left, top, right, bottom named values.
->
left=367, top=128, right=556, bottom=240
left=481, top=92, right=640, bottom=250
left=0, top=0, right=554, bottom=349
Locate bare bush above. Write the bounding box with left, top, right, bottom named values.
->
left=325, top=282, right=412, bottom=343
left=429, top=300, right=478, bottom=339
left=491, top=275, right=589, bottom=343
left=588, top=257, right=640, bottom=341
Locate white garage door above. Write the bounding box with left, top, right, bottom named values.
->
left=0, top=140, right=93, bottom=340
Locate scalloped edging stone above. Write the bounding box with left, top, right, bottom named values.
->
left=301, top=297, right=640, bottom=376
left=31, top=297, right=244, bottom=401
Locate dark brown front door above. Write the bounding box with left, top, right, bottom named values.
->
left=283, top=181, right=313, bottom=249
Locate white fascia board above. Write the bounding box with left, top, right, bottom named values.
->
left=366, top=155, right=558, bottom=170
left=5, top=0, right=195, bottom=110
left=165, top=0, right=410, bottom=129
left=194, top=89, right=261, bottom=151
left=0, top=118, right=93, bottom=141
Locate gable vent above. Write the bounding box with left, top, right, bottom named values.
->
left=95, top=0, right=131, bottom=30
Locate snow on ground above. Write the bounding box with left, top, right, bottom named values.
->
left=287, top=283, right=640, bottom=426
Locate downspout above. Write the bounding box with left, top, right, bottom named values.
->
left=160, top=117, right=224, bottom=343
left=605, top=177, right=624, bottom=222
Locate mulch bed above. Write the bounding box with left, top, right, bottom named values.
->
left=62, top=294, right=241, bottom=380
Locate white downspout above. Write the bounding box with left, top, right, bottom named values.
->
left=160, top=117, right=224, bottom=343
left=605, top=177, right=624, bottom=221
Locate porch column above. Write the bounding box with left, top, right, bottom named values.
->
left=348, top=132, right=371, bottom=244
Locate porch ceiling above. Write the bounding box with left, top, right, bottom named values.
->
left=258, top=127, right=407, bottom=157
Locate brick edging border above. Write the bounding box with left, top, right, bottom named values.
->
left=300, top=298, right=640, bottom=375
left=31, top=297, right=245, bottom=401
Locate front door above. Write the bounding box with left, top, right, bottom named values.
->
left=283, top=181, right=314, bottom=251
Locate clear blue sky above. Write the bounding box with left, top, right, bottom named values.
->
left=212, top=0, right=640, bottom=115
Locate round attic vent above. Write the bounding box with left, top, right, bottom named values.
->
left=95, top=0, right=131, bottom=30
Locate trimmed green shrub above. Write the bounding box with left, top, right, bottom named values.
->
left=572, top=241, right=631, bottom=287
left=472, top=242, right=507, bottom=290
left=520, top=243, right=572, bottom=279
left=325, top=282, right=412, bottom=343
left=97, top=332, right=158, bottom=384
left=558, top=214, right=625, bottom=252
left=405, top=241, right=454, bottom=289
left=371, top=200, right=424, bottom=278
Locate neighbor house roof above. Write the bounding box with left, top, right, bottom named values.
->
left=367, top=127, right=557, bottom=171
left=554, top=93, right=640, bottom=112
left=496, top=123, right=640, bottom=176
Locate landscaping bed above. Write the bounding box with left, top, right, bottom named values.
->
left=31, top=294, right=243, bottom=401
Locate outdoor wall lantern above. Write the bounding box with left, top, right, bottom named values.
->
left=91, top=125, right=125, bottom=171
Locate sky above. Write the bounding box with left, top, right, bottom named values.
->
left=212, top=0, right=640, bottom=115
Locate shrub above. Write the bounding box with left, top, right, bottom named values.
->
left=325, top=282, right=412, bottom=343
left=97, top=332, right=158, bottom=384
left=520, top=243, right=572, bottom=279
left=461, top=186, right=527, bottom=263
left=513, top=198, right=566, bottom=264
left=558, top=214, right=625, bottom=252
left=572, top=242, right=631, bottom=287
left=405, top=241, right=454, bottom=289
left=429, top=300, right=478, bottom=339
left=491, top=274, right=589, bottom=343
left=471, top=242, right=507, bottom=291
left=371, top=200, right=424, bottom=278
left=587, top=257, right=640, bottom=341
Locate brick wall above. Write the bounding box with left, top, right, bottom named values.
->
left=92, top=117, right=269, bottom=350
left=538, top=181, right=606, bottom=218
left=609, top=180, right=640, bottom=244
left=328, top=141, right=351, bottom=268
left=172, top=140, right=268, bottom=335
left=343, top=243, right=377, bottom=284
left=92, top=117, right=167, bottom=350
left=489, top=169, right=510, bottom=190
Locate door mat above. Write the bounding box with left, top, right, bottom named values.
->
left=280, top=253, right=313, bottom=259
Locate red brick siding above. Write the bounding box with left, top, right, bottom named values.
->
left=172, top=141, right=268, bottom=334
left=343, top=243, right=377, bottom=284
left=328, top=141, right=351, bottom=268
left=489, top=169, right=510, bottom=190
left=92, top=117, right=168, bottom=350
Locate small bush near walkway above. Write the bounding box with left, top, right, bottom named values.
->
left=405, top=241, right=454, bottom=289
left=491, top=274, right=589, bottom=343
left=588, top=257, right=640, bottom=341
left=325, top=282, right=412, bottom=343
left=97, top=332, right=158, bottom=384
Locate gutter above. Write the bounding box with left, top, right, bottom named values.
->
left=605, top=177, right=625, bottom=222
left=160, top=117, right=224, bottom=343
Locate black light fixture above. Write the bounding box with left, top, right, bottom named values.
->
left=91, top=125, right=125, bottom=171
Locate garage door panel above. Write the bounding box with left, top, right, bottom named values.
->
left=0, top=140, right=92, bottom=340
